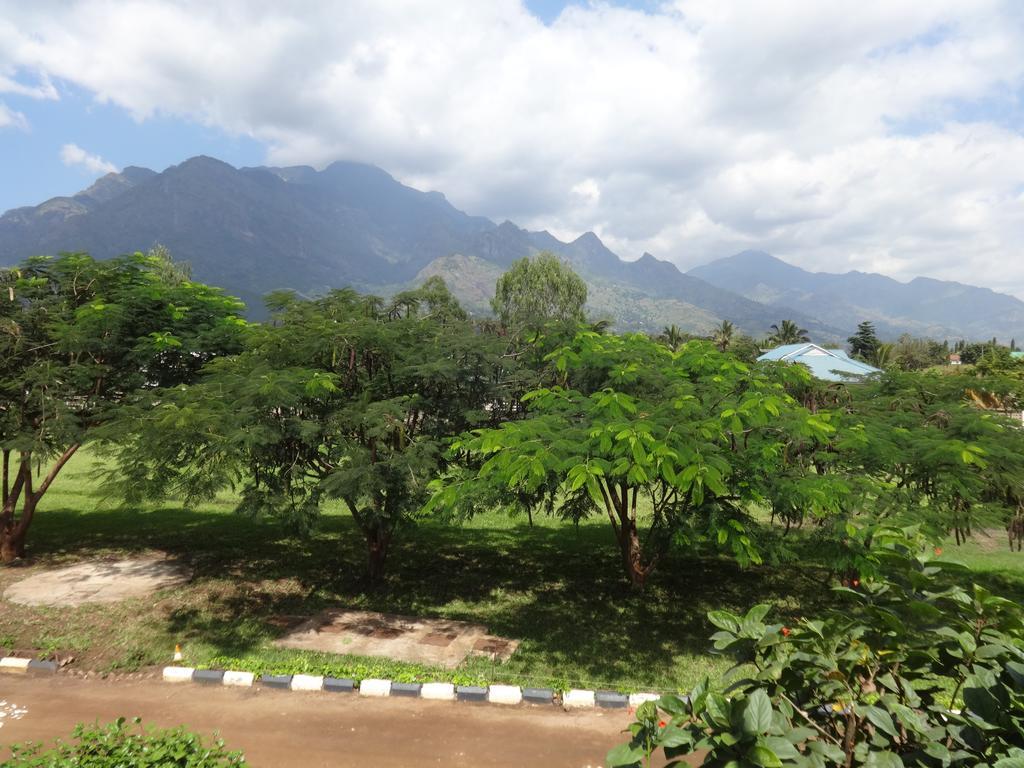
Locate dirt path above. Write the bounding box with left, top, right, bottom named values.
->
left=0, top=675, right=662, bottom=767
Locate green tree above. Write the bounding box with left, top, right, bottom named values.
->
left=891, top=334, right=948, bottom=371
left=844, top=371, right=1024, bottom=544
left=431, top=332, right=838, bottom=588
left=870, top=341, right=894, bottom=369
left=659, top=324, right=686, bottom=351
left=491, top=252, right=587, bottom=339
left=713, top=319, right=734, bottom=351
left=107, top=279, right=513, bottom=581
left=0, top=251, right=245, bottom=562
left=847, top=320, right=880, bottom=361
left=768, top=320, right=810, bottom=345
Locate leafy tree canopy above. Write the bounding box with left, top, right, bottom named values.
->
left=430, top=331, right=840, bottom=588
left=0, top=250, right=245, bottom=561
left=768, top=320, right=810, bottom=346
left=105, top=278, right=518, bottom=581
left=491, top=252, right=587, bottom=338
left=847, top=320, right=880, bottom=361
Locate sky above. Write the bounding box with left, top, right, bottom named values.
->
left=1, top=1, right=1023, bottom=294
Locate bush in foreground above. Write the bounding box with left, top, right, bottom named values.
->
left=609, top=526, right=1024, bottom=767
left=6, top=717, right=245, bottom=767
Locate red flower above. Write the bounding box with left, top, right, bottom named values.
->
left=658, top=720, right=667, bottom=728
left=934, top=547, right=943, bottom=556
left=852, top=578, right=860, bottom=588
left=781, top=627, right=791, bottom=637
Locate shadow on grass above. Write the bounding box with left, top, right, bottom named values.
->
left=18, top=503, right=837, bottom=689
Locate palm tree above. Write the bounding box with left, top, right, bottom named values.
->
left=660, top=324, right=685, bottom=351
left=713, top=320, right=734, bottom=351
left=768, top=320, right=810, bottom=346
left=871, top=342, right=894, bottom=369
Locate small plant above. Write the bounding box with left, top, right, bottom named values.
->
left=6, top=717, right=245, bottom=766
left=608, top=525, right=1024, bottom=767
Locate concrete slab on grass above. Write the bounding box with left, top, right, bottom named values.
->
left=275, top=609, right=518, bottom=669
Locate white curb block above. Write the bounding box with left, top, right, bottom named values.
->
left=565, top=688, right=598, bottom=712
left=487, top=685, right=523, bottom=705
left=223, top=670, right=255, bottom=687
left=421, top=682, right=456, bottom=701
left=290, top=674, right=324, bottom=692
left=359, top=678, right=392, bottom=697
left=562, top=689, right=596, bottom=709
left=162, top=666, right=195, bottom=683
left=0, top=657, right=31, bottom=673
left=629, top=692, right=661, bottom=707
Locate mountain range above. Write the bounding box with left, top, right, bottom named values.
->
left=2, top=155, right=1022, bottom=344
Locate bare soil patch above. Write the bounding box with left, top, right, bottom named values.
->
left=2, top=555, right=191, bottom=607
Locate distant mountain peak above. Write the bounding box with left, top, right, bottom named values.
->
left=573, top=231, right=602, bottom=245
left=690, top=250, right=1024, bottom=342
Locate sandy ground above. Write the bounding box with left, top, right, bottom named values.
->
left=0, top=674, right=678, bottom=767
left=3, top=555, right=190, bottom=607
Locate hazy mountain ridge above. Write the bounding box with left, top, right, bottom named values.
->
left=0, top=156, right=834, bottom=336
left=2, top=156, right=1018, bottom=342
left=689, top=251, right=1024, bottom=342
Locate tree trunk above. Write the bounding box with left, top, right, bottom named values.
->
left=366, top=528, right=391, bottom=583
left=618, top=520, right=648, bottom=590
left=0, top=445, right=79, bottom=565
left=600, top=481, right=653, bottom=590
left=0, top=495, right=33, bottom=562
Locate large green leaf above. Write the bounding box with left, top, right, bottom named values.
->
left=741, top=690, right=773, bottom=736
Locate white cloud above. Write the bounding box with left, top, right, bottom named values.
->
left=1, top=1, right=1023, bottom=292
left=0, top=101, right=27, bottom=130
left=59, top=143, right=117, bottom=174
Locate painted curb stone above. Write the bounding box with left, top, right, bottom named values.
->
left=162, top=666, right=195, bottom=683
left=223, top=670, right=255, bottom=687
left=628, top=692, right=661, bottom=707
left=359, top=679, right=392, bottom=697
left=290, top=674, right=324, bottom=692
left=259, top=674, right=293, bottom=689
left=562, top=689, right=597, bottom=709
left=523, top=687, right=554, bottom=705
left=324, top=677, right=356, bottom=693
left=390, top=682, right=422, bottom=697
left=0, top=657, right=30, bottom=673
left=456, top=685, right=487, bottom=702
left=421, top=682, right=456, bottom=701
left=194, top=669, right=225, bottom=685
left=487, top=685, right=523, bottom=705
left=596, top=691, right=628, bottom=709
left=27, top=659, right=59, bottom=674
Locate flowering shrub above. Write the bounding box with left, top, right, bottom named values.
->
left=609, top=526, right=1024, bottom=767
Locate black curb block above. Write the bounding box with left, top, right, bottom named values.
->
left=324, top=677, right=356, bottom=693
left=456, top=685, right=487, bottom=702
left=390, top=682, right=422, bottom=697
left=596, top=691, right=628, bottom=709
left=259, top=673, right=293, bottom=689
left=27, top=660, right=59, bottom=675
left=193, top=669, right=225, bottom=684
left=523, top=687, right=555, bottom=705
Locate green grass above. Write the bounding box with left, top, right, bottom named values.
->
left=2, top=452, right=1023, bottom=693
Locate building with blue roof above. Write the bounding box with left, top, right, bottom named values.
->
left=757, top=343, right=882, bottom=382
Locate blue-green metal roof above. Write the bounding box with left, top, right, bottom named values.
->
left=757, top=343, right=881, bottom=382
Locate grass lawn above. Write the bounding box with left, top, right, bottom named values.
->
left=2, top=452, right=1022, bottom=693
